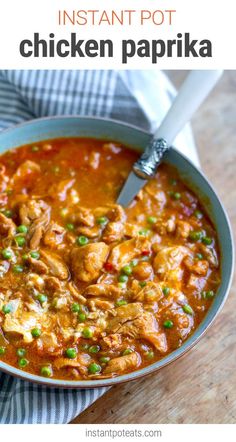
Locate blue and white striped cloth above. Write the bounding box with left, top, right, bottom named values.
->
left=0, top=70, right=197, bottom=424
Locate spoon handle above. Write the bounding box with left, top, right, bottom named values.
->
left=133, top=70, right=223, bottom=179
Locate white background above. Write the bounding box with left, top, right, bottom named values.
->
left=0, top=0, right=235, bottom=69
left=0, top=423, right=236, bottom=440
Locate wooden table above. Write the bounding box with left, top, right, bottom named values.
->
left=72, top=71, right=236, bottom=424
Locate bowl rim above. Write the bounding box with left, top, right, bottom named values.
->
left=0, top=115, right=234, bottom=389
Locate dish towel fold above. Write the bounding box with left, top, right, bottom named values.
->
left=0, top=70, right=198, bottom=424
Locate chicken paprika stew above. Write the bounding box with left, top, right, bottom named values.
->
left=0, top=138, right=220, bottom=380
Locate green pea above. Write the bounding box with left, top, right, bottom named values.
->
left=37, top=294, right=47, bottom=304
left=66, top=223, right=75, bottom=231
left=30, top=251, right=40, bottom=260
left=52, top=166, right=60, bottom=173
left=89, top=345, right=100, bottom=354
left=60, top=208, right=68, bottom=218
left=115, top=299, right=128, bottom=307
left=202, top=236, right=213, bottom=246
left=194, top=209, right=203, bottom=219
left=183, top=304, right=194, bottom=315
left=118, top=282, right=126, bottom=289
left=78, top=312, right=87, bottom=322
left=71, top=303, right=81, bottom=313
left=0, top=347, right=6, bottom=355
left=147, top=216, right=157, bottom=224
left=65, top=348, right=77, bottom=359
left=1, top=248, right=13, bottom=260
left=16, top=348, right=26, bottom=357
left=80, top=343, right=90, bottom=350
left=13, top=265, right=24, bottom=274
left=18, top=358, right=28, bottom=368
left=196, top=253, right=203, bottom=260
left=99, top=356, right=110, bottom=364
left=138, top=228, right=150, bottom=237
left=189, top=231, right=204, bottom=242
left=2, top=209, right=13, bottom=218
left=16, top=225, right=28, bottom=234
left=2, top=304, right=12, bottom=314
left=40, top=366, right=53, bottom=377
left=162, top=287, right=170, bottom=297
left=82, top=327, right=93, bottom=339
left=122, top=348, right=133, bottom=356
left=145, top=350, right=154, bottom=359
left=122, top=265, right=132, bottom=276
left=31, top=145, right=39, bottom=152
left=169, top=179, right=177, bottom=186
left=88, top=363, right=101, bottom=374
left=202, top=290, right=215, bottom=299
left=118, top=274, right=128, bottom=283
left=170, top=191, right=181, bottom=200
left=31, top=328, right=41, bottom=338
left=76, top=236, right=89, bottom=246
left=139, top=281, right=147, bottom=288
left=22, top=254, right=29, bottom=261
left=96, top=216, right=108, bottom=225
left=163, top=320, right=174, bottom=329
left=15, top=236, right=26, bottom=247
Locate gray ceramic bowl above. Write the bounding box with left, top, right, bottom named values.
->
left=0, top=116, right=234, bottom=388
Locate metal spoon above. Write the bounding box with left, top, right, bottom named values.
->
left=117, top=70, right=223, bottom=207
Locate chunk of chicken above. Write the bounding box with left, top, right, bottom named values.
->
left=12, top=160, right=40, bottom=181
left=153, top=246, right=191, bottom=281
left=102, top=221, right=124, bottom=243
left=84, top=283, right=121, bottom=299
left=70, top=242, right=109, bottom=283
left=123, top=223, right=142, bottom=238
left=94, top=204, right=126, bottom=223
left=0, top=212, right=16, bottom=237
left=0, top=326, right=8, bottom=346
left=184, top=256, right=209, bottom=276
left=37, top=332, right=60, bottom=355
left=102, top=333, right=121, bottom=349
left=199, top=243, right=219, bottom=268
left=88, top=298, right=114, bottom=311
left=104, top=352, right=139, bottom=374
left=19, top=199, right=51, bottom=249
left=43, top=222, right=65, bottom=248
left=117, top=311, right=167, bottom=353
left=88, top=151, right=100, bottom=169
left=3, top=308, right=40, bottom=343
left=133, top=262, right=153, bottom=281
left=54, top=353, right=91, bottom=370
left=145, top=184, right=167, bottom=208
left=166, top=216, right=176, bottom=233
left=48, top=179, right=75, bottom=202
left=0, top=260, right=10, bottom=278
left=71, top=207, right=95, bottom=227
left=108, top=237, right=151, bottom=270
left=68, top=282, right=87, bottom=304
left=19, top=199, right=47, bottom=225
left=44, top=276, right=62, bottom=293
left=131, top=281, right=163, bottom=303
left=107, top=303, right=144, bottom=333
left=40, top=250, right=69, bottom=280
left=176, top=220, right=191, bottom=238
left=27, top=256, right=48, bottom=274
left=77, top=224, right=101, bottom=238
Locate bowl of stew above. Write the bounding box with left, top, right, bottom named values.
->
left=0, top=116, right=234, bottom=388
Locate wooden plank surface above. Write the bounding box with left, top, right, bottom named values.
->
left=72, top=71, right=236, bottom=424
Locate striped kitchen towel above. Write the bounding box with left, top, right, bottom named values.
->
left=0, top=70, right=197, bottom=424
